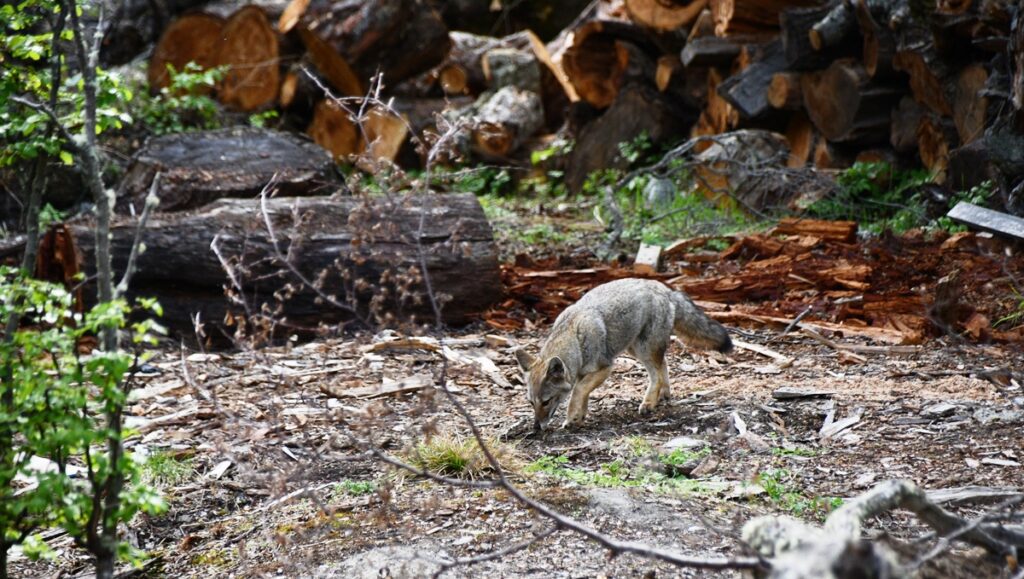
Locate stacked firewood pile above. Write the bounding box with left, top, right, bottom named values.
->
left=110, top=0, right=1024, bottom=212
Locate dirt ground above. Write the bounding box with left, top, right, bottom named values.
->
left=10, top=204, right=1024, bottom=578
left=11, top=320, right=1023, bottom=578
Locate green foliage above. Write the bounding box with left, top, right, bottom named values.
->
left=334, top=479, right=376, bottom=496
left=1, top=0, right=134, bottom=168
left=994, top=286, right=1024, bottom=329
left=453, top=167, right=513, bottom=196
left=771, top=446, right=818, bottom=458
left=526, top=452, right=721, bottom=495
left=805, top=163, right=993, bottom=235
left=405, top=435, right=519, bottom=479
left=38, top=203, right=65, bottom=228
left=807, top=162, right=933, bottom=234
left=617, top=131, right=654, bottom=165
left=137, top=63, right=226, bottom=136
left=0, top=268, right=167, bottom=571
left=756, top=469, right=841, bottom=519
left=142, top=452, right=195, bottom=488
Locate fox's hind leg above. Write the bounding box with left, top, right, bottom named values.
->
left=637, top=344, right=669, bottom=415
left=564, top=366, right=612, bottom=428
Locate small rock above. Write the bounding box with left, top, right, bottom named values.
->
left=922, top=403, right=958, bottom=418
left=661, top=436, right=707, bottom=452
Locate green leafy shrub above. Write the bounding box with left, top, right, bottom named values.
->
left=0, top=268, right=167, bottom=576
left=137, top=63, right=227, bottom=135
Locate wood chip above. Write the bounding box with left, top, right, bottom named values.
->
left=319, top=373, right=433, bottom=399
left=772, top=387, right=834, bottom=400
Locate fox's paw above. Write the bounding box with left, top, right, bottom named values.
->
left=638, top=401, right=658, bottom=416
left=562, top=417, right=584, bottom=429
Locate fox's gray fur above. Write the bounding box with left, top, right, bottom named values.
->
left=515, top=278, right=731, bottom=430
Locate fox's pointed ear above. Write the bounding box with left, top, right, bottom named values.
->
left=545, top=357, right=565, bottom=381
left=514, top=348, right=536, bottom=372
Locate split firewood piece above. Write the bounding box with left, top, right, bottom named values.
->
left=216, top=6, right=280, bottom=111
left=801, top=58, right=902, bottom=143
left=767, top=71, right=802, bottom=110
left=711, top=0, right=824, bottom=36
left=691, top=67, right=739, bottom=144
left=947, top=202, right=1024, bottom=242
left=297, top=26, right=363, bottom=97
left=772, top=218, right=857, bottom=242
left=783, top=112, right=817, bottom=168
left=147, top=13, right=224, bottom=92
left=308, top=99, right=362, bottom=161
left=917, top=113, right=959, bottom=183
left=625, top=0, right=708, bottom=31
left=893, top=37, right=956, bottom=117
left=953, top=63, right=989, bottom=144
left=278, top=0, right=311, bottom=34
left=681, top=34, right=770, bottom=68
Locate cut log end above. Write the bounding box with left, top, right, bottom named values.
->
left=216, top=6, right=280, bottom=111
left=563, top=24, right=630, bottom=109
left=147, top=13, right=224, bottom=92
left=624, top=0, right=707, bottom=32
left=308, top=100, right=361, bottom=161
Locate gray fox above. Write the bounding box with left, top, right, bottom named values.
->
left=515, top=278, right=732, bottom=430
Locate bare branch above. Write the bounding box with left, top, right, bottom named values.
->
left=115, top=172, right=160, bottom=298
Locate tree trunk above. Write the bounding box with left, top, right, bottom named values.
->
left=116, top=127, right=341, bottom=214
left=801, top=58, right=903, bottom=143
left=41, top=194, right=502, bottom=341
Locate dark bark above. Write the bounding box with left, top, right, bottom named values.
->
left=116, top=127, right=342, bottom=214
left=100, top=0, right=214, bottom=65
left=43, top=194, right=503, bottom=341
left=717, top=40, right=786, bottom=118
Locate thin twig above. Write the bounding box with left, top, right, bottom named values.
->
left=431, top=526, right=558, bottom=578
left=115, top=172, right=160, bottom=298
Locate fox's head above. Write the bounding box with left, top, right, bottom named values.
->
left=514, top=349, right=571, bottom=431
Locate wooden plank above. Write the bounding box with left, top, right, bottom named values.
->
left=633, top=242, right=663, bottom=274
left=947, top=202, right=1024, bottom=241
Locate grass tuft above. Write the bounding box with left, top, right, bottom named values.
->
left=405, top=434, right=521, bottom=480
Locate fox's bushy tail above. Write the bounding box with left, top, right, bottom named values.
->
left=670, top=291, right=733, bottom=353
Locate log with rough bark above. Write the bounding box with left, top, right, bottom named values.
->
left=100, top=0, right=215, bottom=65
left=717, top=40, right=786, bottom=118
left=853, top=0, right=896, bottom=78
left=567, top=84, right=691, bottom=191
left=808, top=0, right=856, bottom=51
left=624, top=0, right=708, bottom=31
left=42, top=194, right=503, bottom=339
left=304, top=0, right=451, bottom=88
left=147, top=13, right=224, bottom=92
left=115, top=127, right=341, bottom=214
left=216, top=6, right=280, bottom=111
left=710, top=0, right=824, bottom=36
left=470, top=86, right=545, bottom=158
left=801, top=58, right=903, bottom=143
left=779, top=4, right=837, bottom=70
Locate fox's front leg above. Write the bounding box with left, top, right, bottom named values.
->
left=564, top=367, right=611, bottom=428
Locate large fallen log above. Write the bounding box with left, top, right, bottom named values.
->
left=147, top=13, right=225, bottom=92
left=41, top=194, right=502, bottom=341
left=215, top=6, right=280, bottom=111
left=115, top=127, right=341, bottom=214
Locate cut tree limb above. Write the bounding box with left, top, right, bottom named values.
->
left=116, top=127, right=341, bottom=214
left=147, top=13, right=224, bottom=92
left=40, top=194, right=503, bottom=340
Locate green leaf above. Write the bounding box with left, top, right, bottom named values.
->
left=59, top=150, right=73, bottom=165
